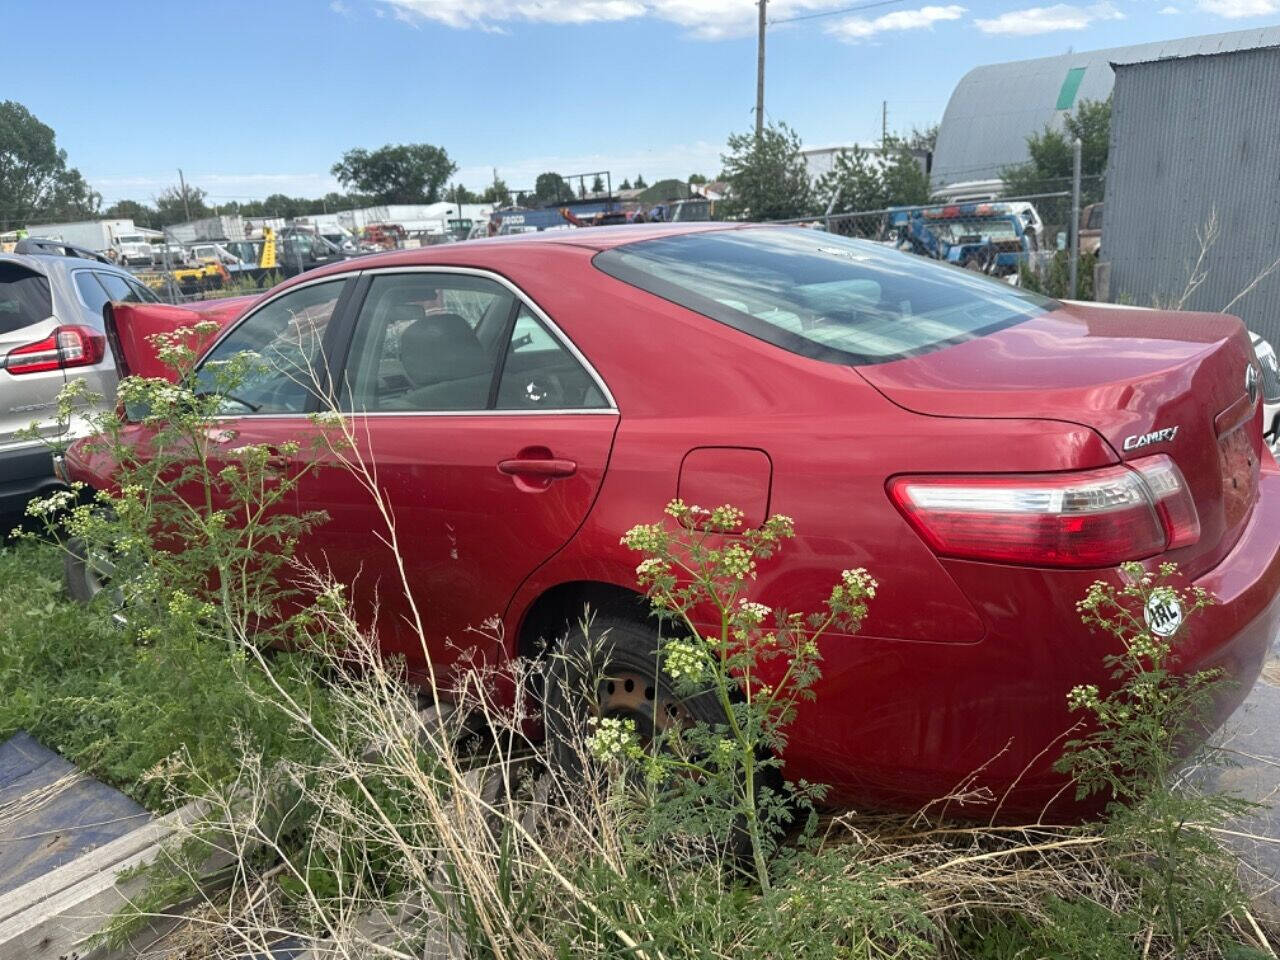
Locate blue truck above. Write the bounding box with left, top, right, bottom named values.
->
left=884, top=202, right=1040, bottom=276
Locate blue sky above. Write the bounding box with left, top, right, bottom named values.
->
left=6, top=0, right=1277, bottom=204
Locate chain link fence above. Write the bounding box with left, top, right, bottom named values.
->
left=769, top=174, right=1106, bottom=299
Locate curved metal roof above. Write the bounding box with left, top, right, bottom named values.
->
left=932, top=25, right=1280, bottom=188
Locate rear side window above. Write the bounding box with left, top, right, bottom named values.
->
left=95, top=271, right=158, bottom=304
left=0, top=263, right=53, bottom=335
left=594, top=227, right=1055, bottom=365
left=75, top=272, right=112, bottom=317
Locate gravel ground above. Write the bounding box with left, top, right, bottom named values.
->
left=1209, top=633, right=1280, bottom=917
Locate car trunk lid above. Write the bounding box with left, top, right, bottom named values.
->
left=104, top=295, right=257, bottom=381
left=859, top=302, right=1264, bottom=578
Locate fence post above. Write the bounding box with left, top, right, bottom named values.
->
left=1069, top=137, right=1081, bottom=300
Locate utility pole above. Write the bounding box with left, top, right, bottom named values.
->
left=755, top=0, right=767, bottom=139
left=1069, top=137, right=1082, bottom=300
left=177, top=169, right=192, bottom=221
left=882, top=101, right=888, bottom=148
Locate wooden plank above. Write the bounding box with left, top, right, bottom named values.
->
left=0, top=799, right=206, bottom=928
left=0, top=809, right=230, bottom=960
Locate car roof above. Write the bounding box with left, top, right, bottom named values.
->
left=0, top=251, right=129, bottom=276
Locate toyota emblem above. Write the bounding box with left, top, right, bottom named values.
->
left=1246, top=364, right=1260, bottom=405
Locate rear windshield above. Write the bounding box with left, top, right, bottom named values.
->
left=0, top=263, right=53, bottom=335
left=594, top=227, right=1055, bottom=365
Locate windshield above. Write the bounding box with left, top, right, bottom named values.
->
left=594, top=227, right=1055, bottom=365
left=117, top=234, right=145, bottom=244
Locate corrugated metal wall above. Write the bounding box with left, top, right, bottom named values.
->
left=1105, top=45, right=1280, bottom=343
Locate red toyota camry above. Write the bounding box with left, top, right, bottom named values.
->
left=64, top=224, right=1280, bottom=816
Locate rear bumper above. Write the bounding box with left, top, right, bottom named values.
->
left=0, top=443, right=60, bottom=517
left=782, top=462, right=1280, bottom=820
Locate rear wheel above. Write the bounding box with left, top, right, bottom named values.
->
left=544, top=616, right=724, bottom=777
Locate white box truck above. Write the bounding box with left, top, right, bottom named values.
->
left=24, top=219, right=135, bottom=254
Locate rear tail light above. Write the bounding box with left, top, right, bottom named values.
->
left=888, top=455, right=1199, bottom=568
left=5, top=325, right=106, bottom=376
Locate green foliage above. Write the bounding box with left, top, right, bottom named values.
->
left=0, top=99, right=101, bottom=227
left=534, top=171, right=572, bottom=205
left=720, top=121, right=813, bottom=221
left=602, top=500, right=877, bottom=893
left=1057, top=562, right=1257, bottom=958
left=331, top=142, right=457, bottom=204
left=634, top=173, right=648, bottom=189
left=816, top=137, right=930, bottom=215
left=0, top=542, right=325, bottom=809
left=1001, top=97, right=1109, bottom=205
left=1018, top=250, right=1098, bottom=300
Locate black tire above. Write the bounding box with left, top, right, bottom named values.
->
left=63, top=534, right=125, bottom=615
left=544, top=615, right=724, bottom=779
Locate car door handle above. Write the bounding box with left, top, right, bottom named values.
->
left=497, top=457, right=577, bottom=479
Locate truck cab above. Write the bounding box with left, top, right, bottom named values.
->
left=113, top=233, right=154, bottom=267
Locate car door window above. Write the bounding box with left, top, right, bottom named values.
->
left=94, top=272, right=152, bottom=304
left=196, top=279, right=345, bottom=414
left=495, top=306, right=608, bottom=410
left=74, top=271, right=111, bottom=317
left=342, top=274, right=515, bottom=412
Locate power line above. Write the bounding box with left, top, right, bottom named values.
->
left=770, top=0, right=906, bottom=25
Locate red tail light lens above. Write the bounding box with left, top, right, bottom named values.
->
left=5, top=325, right=106, bottom=376
left=888, top=456, right=1199, bottom=568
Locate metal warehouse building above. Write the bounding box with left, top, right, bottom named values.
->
left=931, top=25, right=1280, bottom=190
left=1104, top=43, right=1280, bottom=344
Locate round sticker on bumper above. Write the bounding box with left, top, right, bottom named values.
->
left=1144, top=593, right=1184, bottom=638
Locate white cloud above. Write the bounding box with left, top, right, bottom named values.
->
left=329, top=0, right=353, bottom=16
left=1158, top=4, right=1181, bottom=11
left=376, top=0, right=938, bottom=40
left=827, top=4, right=965, bottom=41
left=1196, top=0, right=1279, bottom=16
left=974, top=2, right=1122, bottom=34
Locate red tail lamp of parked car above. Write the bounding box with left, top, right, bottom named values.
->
left=888, top=455, right=1200, bottom=568
left=4, top=325, right=106, bottom=376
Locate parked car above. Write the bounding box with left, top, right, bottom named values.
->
left=61, top=224, right=1280, bottom=817
left=0, top=245, right=159, bottom=515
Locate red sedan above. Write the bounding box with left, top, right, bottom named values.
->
left=65, top=224, right=1280, bottom=816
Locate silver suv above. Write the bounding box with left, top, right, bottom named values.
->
left=0, top=243, right=159, bottom=514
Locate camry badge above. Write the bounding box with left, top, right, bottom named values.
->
left=1246, top=364, right=1260, bottom=405
left=1123, top=426, right=1179, bottom=451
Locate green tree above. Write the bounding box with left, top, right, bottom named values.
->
left=720, top=121, right=812, bottom=221
left=591, top=174, right=604, bottom=194
left=1001, top=97, right=1109, bottom=203
left=688, top=173, right=708, bottom=185
left=815, top=146, right=885, bottom=214
left=481, top=178, right=510, bottom=206
left=533, top=172, right=571, bottom=205
left=634, top=173, right=648, bottom=189
left=878, top=137, right=930, bottom=208
left=0, top=100, right=98, bottom=228
left=448, top=183, right=479, bottom=204
left=154, top=183, right=211, bottom=226
left=816, top=136, right=929, bottom=215
left=39, top=167, right=102, bottom=222
left=331, top=143, right=457, bottom=205
left=618, top=178, right=632, bottom=191
left=103, top=199, right=157, bottom=226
